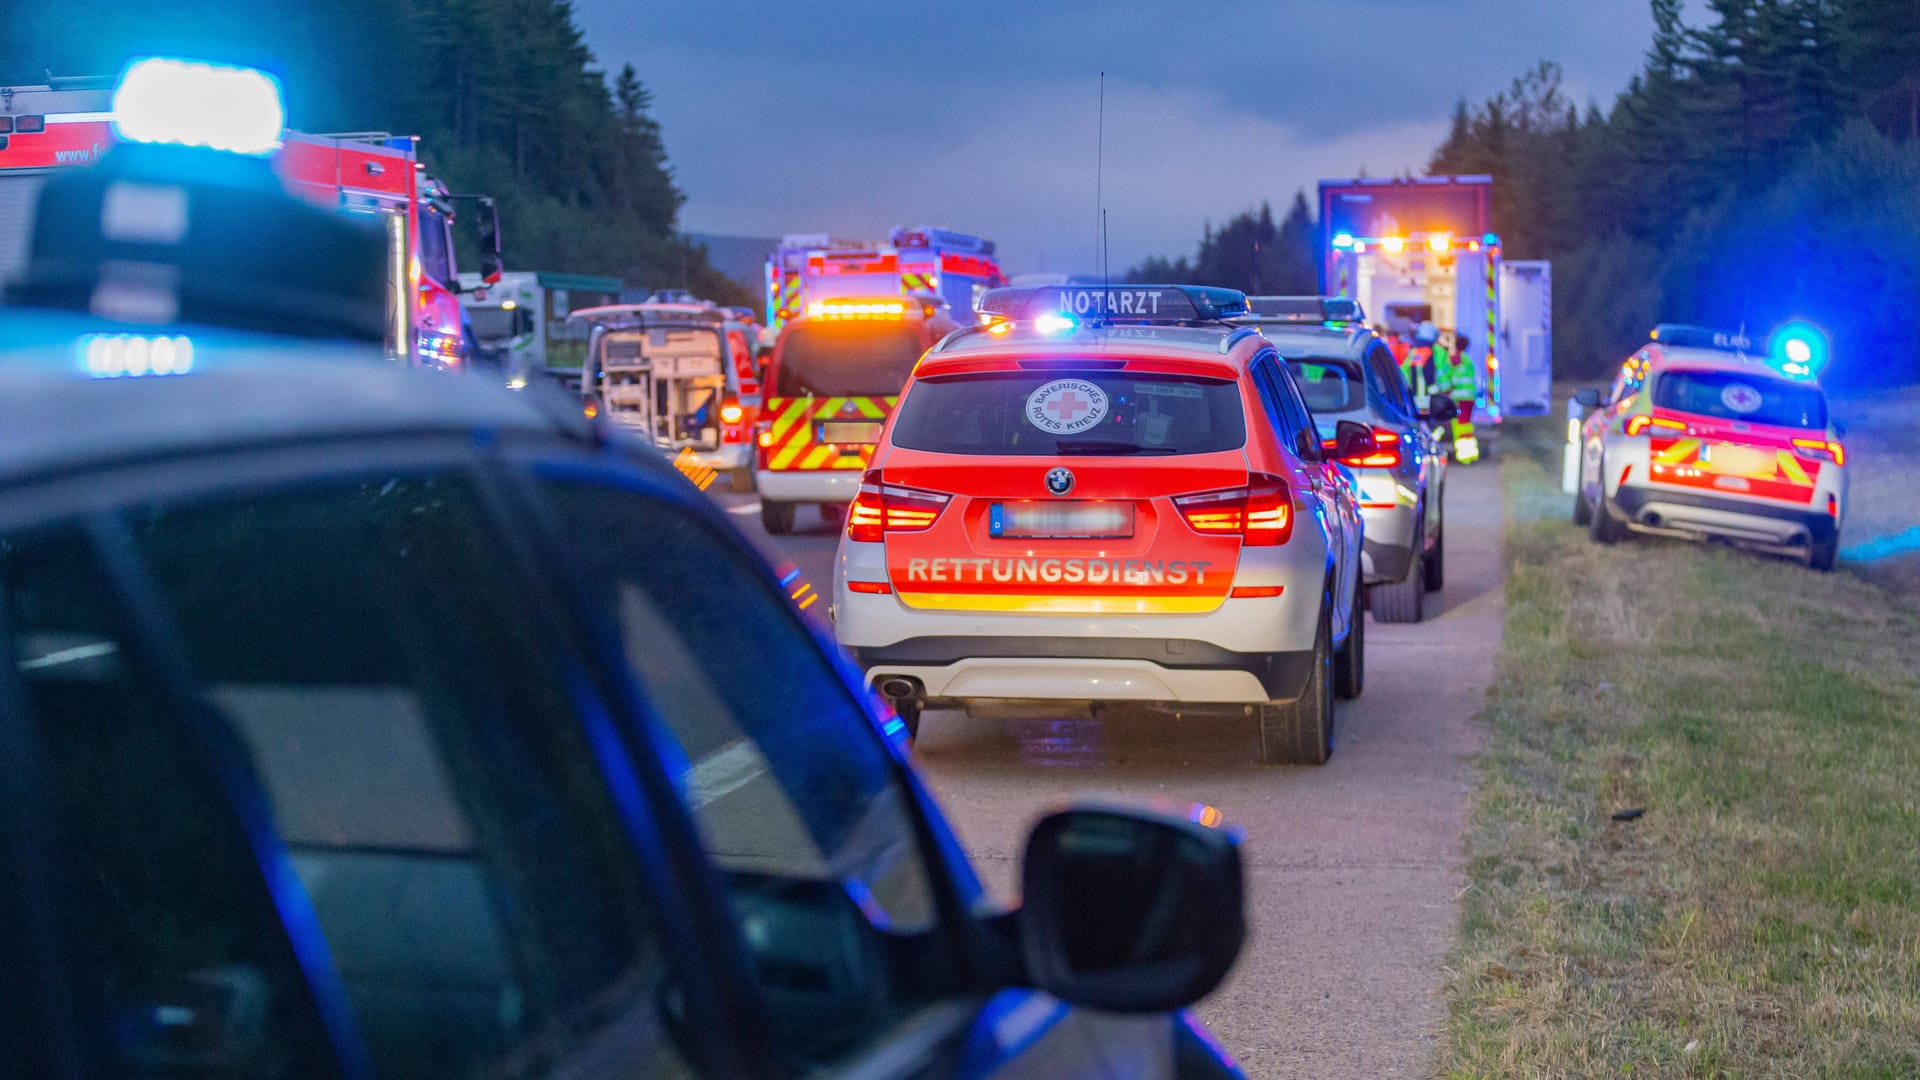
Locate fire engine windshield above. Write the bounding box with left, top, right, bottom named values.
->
left=891, top=371, right=1245, bottom=456
left=467, top=306, right=520, bottom=342
left=776, top=323, right=923, bottom=397
left=1286, top=358, right=1364, bottom=413
left=1654, top=369, right=1827, bottom=429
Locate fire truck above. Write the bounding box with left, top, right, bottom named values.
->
left=0, top=76, right=500, bottom=369
left=762, top=225, right=1002, bottom=329
left=1318, top=175, right=1552, bottom=419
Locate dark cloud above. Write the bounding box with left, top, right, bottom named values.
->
left=576, top=1, right=1657, bottom=271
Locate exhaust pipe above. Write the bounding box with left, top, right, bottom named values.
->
left=877, top=676, right=920, bottom=701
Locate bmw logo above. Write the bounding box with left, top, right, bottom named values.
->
left=1045, top=467, right=1075, bottom=496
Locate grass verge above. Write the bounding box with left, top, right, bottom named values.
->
left=1441, top=416, right=1920, bottom=1078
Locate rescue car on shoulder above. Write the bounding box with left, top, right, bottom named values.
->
left=1575, top=323, right=1847, bottom=570
left=832, top=284, right=1373, bottom=764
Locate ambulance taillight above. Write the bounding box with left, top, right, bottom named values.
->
left=847, top=473, right=951, bottom=543
left=1172, top=475, right=1294, bottom=546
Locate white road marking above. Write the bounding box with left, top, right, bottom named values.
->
left=18, top=641, right=119, bottom=670
left=684, top=740, right=768, bottom=810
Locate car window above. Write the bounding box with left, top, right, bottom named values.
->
left=1654, top=369, right=1827, bottom=428
left=5, top=530, right=342, bottom=1078
left=535, top=479, right=957, bottom=1071
left=891, top=370, right=1247, bottom=456
left=1366, top=344, right=1416, bottom=418
left=1258, top=359, right=1325, bottom=462
left=10, top=477, right=703, bottom=1079
left=1284, top=357, right=1364, bottom=414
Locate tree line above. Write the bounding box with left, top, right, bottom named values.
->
left=1128, top=0, right=1920, bottom=388
left=6, top=0, right=748, bottom=304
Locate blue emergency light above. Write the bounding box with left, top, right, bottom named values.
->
left=977, top=284, right=1249, bottom=324
left=112, top=57, right=286, bottom=157
left=1767, top=320, right=1828, bottom=379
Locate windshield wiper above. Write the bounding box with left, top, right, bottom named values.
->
left=1054, top=441, right=1181, bottom=456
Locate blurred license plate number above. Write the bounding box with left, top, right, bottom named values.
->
left=1706, top=443, right=1768, bottom=474
left=820, top=421, right=882, bottom=444
left=991, top=502, right=1134, bottom=538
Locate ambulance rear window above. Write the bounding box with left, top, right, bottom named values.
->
left=891, top=371, right=1245, bottom=456
left=1654, top=369, right=1826, bottom=429
left=777, top=323, right=923, bottom=397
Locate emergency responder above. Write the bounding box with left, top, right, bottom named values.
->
left=1441, top=332, right=1481, bottom=464
left=1402, top=320, right=1439, bottom=401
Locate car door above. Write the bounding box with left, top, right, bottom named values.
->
left=0, top=465, right=742, bottom=1078
left=1272, top=359, right=1365, bottom=629
left=1249, top=354, right=1353, bottom=634
left=518, top=466, right=1192, bottom=1079
left=1365, top=341, right=1442, bottom=540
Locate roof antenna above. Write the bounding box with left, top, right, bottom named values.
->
left=1096, top=71, right=1105, bottom=287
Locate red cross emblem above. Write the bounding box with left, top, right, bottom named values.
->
left=1047, top=390, right=1090, bottom=421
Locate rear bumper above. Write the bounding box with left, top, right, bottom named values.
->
left=853, top=637, right=1317, bottom=703
left=1613, top=486, right=1838, bottom=546
left=756, top=469, right=863, bottom=502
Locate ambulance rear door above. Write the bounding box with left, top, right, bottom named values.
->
left=1498, top=260, right=1553, bottom=417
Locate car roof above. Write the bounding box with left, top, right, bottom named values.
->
left=0, top=358, right=595, bottom=487
left=1646, top=344, right=1823, bottom=387
left=1249, top=323, right=1373, bottom=359
left=917, top=322, right=1262, bottom=379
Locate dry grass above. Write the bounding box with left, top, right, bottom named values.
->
left=1441, top=415, right=1920, bottom=1078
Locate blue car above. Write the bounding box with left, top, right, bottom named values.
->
left=0, top=310, right=1249, bottom=1080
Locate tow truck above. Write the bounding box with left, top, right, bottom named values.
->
left=0, top=64, right=502, bottom=369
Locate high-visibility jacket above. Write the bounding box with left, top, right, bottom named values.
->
left=1434, top=344, right=1476, bottom=401
left=1400, top=347, right=1435, bottom=399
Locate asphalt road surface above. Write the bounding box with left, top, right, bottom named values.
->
left=715, top=462, right=1503, bottom=1078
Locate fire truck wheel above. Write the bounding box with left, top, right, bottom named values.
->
left=1808, top=534, right=1838, bottom=573
left=728, top=468, right=755, bottom=494
left=760, top=499, right=796, bottom=535
left=1333, top=579, right=1364, bottom=701
left=1257, top=596, right=1334, bottom=765
left=1423, top=511, right=1446, bottom=593
left=1372, top=543, right=1425, bottom=624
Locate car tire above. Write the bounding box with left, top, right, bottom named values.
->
left=1333, top=580, right=1364, bottom=701
left=760, top=499, right=796, bottom=535
left=1257, top=596, right=1334, bottom=765
left=1572, top=488, right=1593, bottom=526
left=728, top=468, right=756, bottom=494
left=1372, top=542, right=1424, bottom=624
left=1808, top=534, right=1839, bottom=573
left=1588, top=491, right=1626, bottom=545
left=1423, top=512, right=1445, bottom=593
left=893, top=698, right=922, bottom=741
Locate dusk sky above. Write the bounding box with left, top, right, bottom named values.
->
left=573, top=2, right=1673, bottom=273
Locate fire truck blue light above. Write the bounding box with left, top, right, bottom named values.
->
left=112, top=58, right=287, bottom=157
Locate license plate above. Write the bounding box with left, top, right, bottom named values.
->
left=990, top=502, right=1135, bottom=539
left=820, top=421, right=882, bottom=444
left=1703, top=443, right=1769, bottom=475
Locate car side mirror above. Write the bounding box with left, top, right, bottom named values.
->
left=477, top=196, right=504, bottom=285
left=1019, top=804, right=1244, bottom=1013
left=1573, top=388, right=1604, bottom=409
left=1422, top=394, right=1459, bottom=422
left=1333, top=419, right=1378, bottom=461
